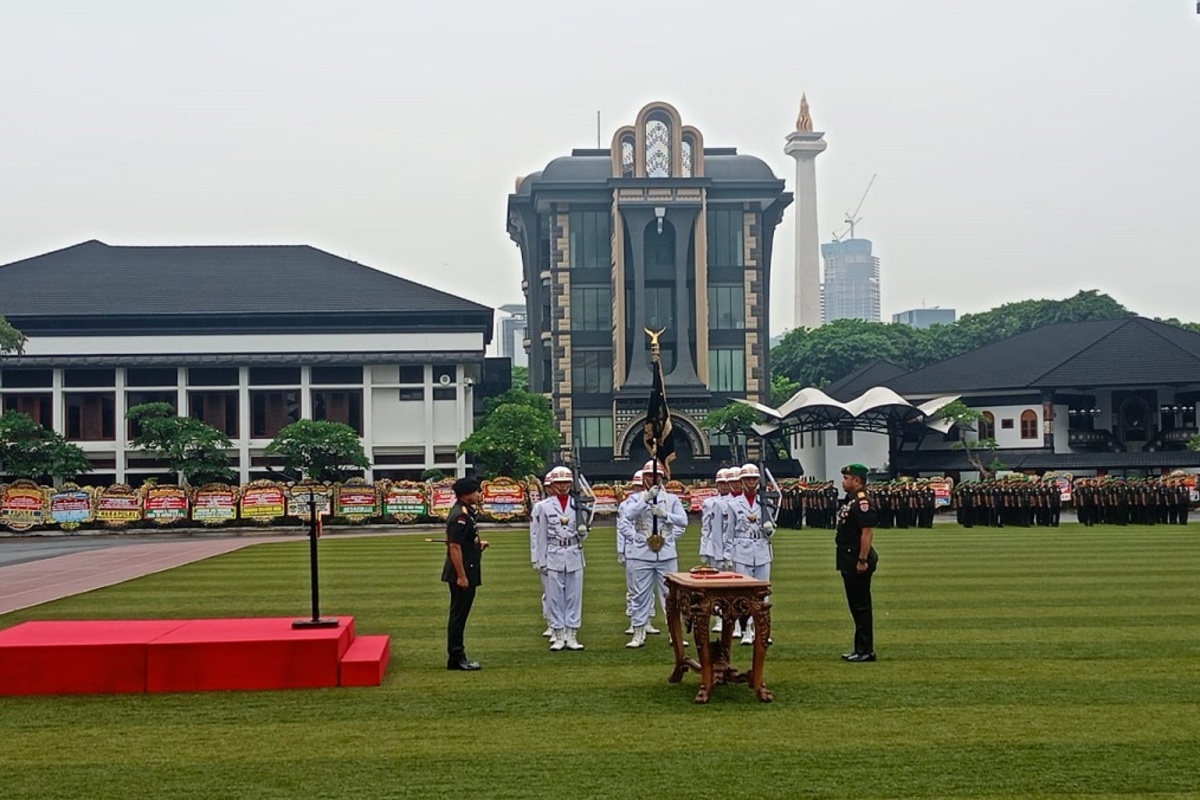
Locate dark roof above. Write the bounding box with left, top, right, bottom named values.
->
left=823, top=359, right=908, bottom=402
left=886, top=317, right=1200, bottom=395
left=531, top=151, right=781, bottom=185
left=897, top=447, right=1200, bottom=472
left=0, top=241, right=491, bottom=318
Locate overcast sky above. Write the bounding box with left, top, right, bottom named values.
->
left=2, top=1, right=1198, bottom=343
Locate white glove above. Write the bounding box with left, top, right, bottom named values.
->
left=652, top=504, right=668, bottom=519
left=720, top=560, right=734, bottom=571
left=532, top=562, right=540, bottom=572
left=617, top=554, right=626, bottom=565
left=762, top=521, right=775, bottom=535
left=646, top=485, right=661, bottom=500
left=577, top=524, right=589, bottom=538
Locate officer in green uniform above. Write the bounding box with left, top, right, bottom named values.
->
left=836, top=464, right=879, bottom=663
left=442, top=477, right=489, bottom=671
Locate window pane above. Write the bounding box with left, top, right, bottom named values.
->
left=189, top=391, right=239, bottom=437
left=3, top=393, right=53, bottom=428
left=313, top=389, right=363, bottom=434
left=311, top=366, right=362, bottom=385
left=249, top=367, right=300, bottom=386
left=708, top=348, right=745, bottom=392
left=570, top=211, right=612, bottom=269
left=126, top=368, right=178, bottom=387
left=65, top=392, right=115, bottom=440
left=63, top=369, right=115, bottom=388
left=250, top=390, right=300, bottom=438
left=0, top=369, right=52, bottom=388
left=398, top=366, right=424, bottom=384
left=188, top=367, right=239, bottom=386
left=707, top=209, right=744, bottom=267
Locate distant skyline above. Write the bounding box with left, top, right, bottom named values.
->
left=2, top=2, right=1199, bottom=336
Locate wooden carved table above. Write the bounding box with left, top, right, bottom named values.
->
left=664, top=571, right=773, bottom=704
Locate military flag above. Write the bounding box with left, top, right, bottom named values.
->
left=643, top=349, right=676, bottom=478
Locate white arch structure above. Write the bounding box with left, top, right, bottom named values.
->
left=736, top=386, right=961, bottom=438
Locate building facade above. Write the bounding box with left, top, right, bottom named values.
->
left=506, top=102, right=792, bottom=479
left=893, top=307, right=956, bottom=329
left=806, top=318, right=1200, bottom=479
left=821, top=238, right=881, bottom=324
left=497, top=303, right=528, bottom=368
left=0, top=241, right=493, bottom=486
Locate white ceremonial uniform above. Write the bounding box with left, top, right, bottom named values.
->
left=616, top=490, right=638, bottom=622
left=618, top=487, right=688, bottom=628
left=726, top=492, right=773, bottom=582
left=700, top=493, right=731, bottom=566
left=531, top=505, right=551, bottom=630
left=531, top=494, right=587, bottom=632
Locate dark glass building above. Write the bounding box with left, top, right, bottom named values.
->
left=506, top=102, right=792, bottom=479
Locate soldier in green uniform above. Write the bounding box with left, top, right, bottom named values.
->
left=442, top=477, right=489, bottom=671
left=836, top=464, right=879, bottom=663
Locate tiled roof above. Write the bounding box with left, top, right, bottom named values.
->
left=0, top=241, right=491, bottom=318
left=823, top=359, right=908, bottom=401
left=886, top=318, right=1200, bottom=395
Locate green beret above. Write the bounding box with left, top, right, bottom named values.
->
left=841, top=463, right=869, bottom=478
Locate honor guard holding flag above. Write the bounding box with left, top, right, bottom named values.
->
left=725, top=463, right=777, bottom=645
left=530, top=466, right=589, bottom=651
left=618, top=459, right=688, bottom=648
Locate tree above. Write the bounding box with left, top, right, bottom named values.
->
left=770, top=374, right=801, bottom=408
left=0, top=410, right=92, bottom=482
left=700, top=402, right=762, bottom=463
left=126, top=402, right=236, bottom=485
left=511, top=364, right=530, bottom=391
left=936, top=400, right=1001, bottom=478
left=0, top=313, right=25, bottom=355
left=265, top=420, right=371, bottom=483
left=458, top=391, right=559, bottom=478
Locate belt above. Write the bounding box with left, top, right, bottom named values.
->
left=550, top=536, right=579, bottom=547
left=737, top=533, right=768, bottom=541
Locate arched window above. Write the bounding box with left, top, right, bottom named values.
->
left=681, top=135, right=695, bottom=177
left=620, top=134, right=635, bottom=178
left=1020, top=409, right=1038, bottom=439
left=978, top=411, right=995, bottom=440
left=645, top=112, right=672, bottom=177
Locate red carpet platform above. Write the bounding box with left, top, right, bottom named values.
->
left=0, top=616, right=391, bottom=696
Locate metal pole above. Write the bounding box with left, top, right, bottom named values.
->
left=293, top=487, right=338, bottom=629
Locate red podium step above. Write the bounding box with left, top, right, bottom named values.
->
left=0, top=616, right=390, bottom=696
left=339, top=634, right=391, bottom=687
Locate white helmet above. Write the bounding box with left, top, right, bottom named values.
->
left=716, top=468, right=731, bottom=483
left=547, top=466, right=573, bottom=484
left=642, top=459, right=665, bottom=475
left=739, top=463, right=761, bottom=480
left=632, top=469, right=644, bottom=483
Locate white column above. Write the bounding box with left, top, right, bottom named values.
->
left=114, top=368, right=127, bottom=484
left=785, top=130, right=827, bottom=331
left=238, top=367, right=251, bottom=484
left=361, top=365, right=374, bottom=483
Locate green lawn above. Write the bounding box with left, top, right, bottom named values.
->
left=1, top=524, right=1198, bottom=799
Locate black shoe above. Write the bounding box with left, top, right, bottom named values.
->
left=447, top=658, right=482, bottom=671
left=845, top=652, right=876, bottom=663
left=840, top=652, right=856, bottom=661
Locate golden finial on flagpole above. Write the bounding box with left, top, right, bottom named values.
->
left=645, top=327, right=666, bottom=359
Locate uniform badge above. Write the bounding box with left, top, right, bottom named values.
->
left=748, top=513, right=758, bottom=522
left=647, top=533, right=665, bottom=552
left=559, top=516, right=570, bottom=525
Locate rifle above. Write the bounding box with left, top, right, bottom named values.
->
left=758, top=435, right=781, bottom=529
left=569, top=444, right=595, bottom=536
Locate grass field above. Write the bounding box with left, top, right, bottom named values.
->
left=1, top=523, right=1198, bottom=799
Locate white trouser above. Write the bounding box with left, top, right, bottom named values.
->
left=543, top=568, right=584, bottom=630
left=733, top=561, right=771, bottom=604
left=627, top=558, right=677, bottom=627
left=540, top=573, right=552, bottom=622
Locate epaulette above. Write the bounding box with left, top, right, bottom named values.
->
left=856, top=491, right=867, bottom=498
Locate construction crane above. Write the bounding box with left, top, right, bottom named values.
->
left=832, top=173, right=877, bottom=241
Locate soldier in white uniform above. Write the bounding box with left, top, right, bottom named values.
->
left=530, top=466, right=588, bottom=651
left=700, top=468, right=735, bottom=567
left=618, top=459, right=689, bottom=648
left=534, top=470, right=554, bottom=640
left=617, top=469, right=642, bottom=635
left=724, top=463, right=776, bottom=645
left=703, top=468, right=737, bottom=632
